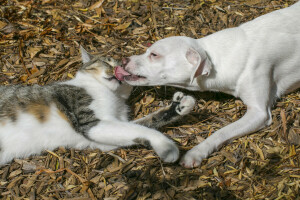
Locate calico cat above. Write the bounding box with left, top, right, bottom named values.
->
left=0, top=46, right=195, bottom=165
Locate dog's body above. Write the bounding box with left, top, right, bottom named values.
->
left=115, top=2, right=300, bottom=168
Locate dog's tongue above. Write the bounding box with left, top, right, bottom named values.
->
left=114, top=66, right=131, bottom=81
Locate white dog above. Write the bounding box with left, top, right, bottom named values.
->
left=115, top=2, right=300, bottom=168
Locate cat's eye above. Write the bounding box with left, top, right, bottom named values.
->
left=106, top=68, right=114, bottom=75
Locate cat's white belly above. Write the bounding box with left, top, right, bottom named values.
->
left=0, top=106, right=92, bottom=165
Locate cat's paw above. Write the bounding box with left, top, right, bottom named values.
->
left=172, top=92, right=196, bottom=116
left=152, top=139, right=179, bottom=163
left=172, top=91, right=185, bottom=103
left=135, top=137, right=179, bottom=163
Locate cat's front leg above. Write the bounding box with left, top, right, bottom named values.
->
left=133, top=92, right=195, bottom=128
left=87, top=121, right=179, bottom=163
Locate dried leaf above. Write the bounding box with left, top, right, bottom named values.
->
left=114, top=22, right=131, bottom=30
left=0, top=21, right=8, bottom=30
left=89, top=0, right=105, bottom=10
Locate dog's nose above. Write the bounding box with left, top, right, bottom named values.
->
left=122, top=58, right=130, bottom=66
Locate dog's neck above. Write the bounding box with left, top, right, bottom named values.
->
left=192, top=31, right=242, bottom=96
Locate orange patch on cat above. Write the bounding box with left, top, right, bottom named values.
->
left=57, top=110, right=70, bottom=123
left=85, top=63, right=103, bottom=75
left=95, top=67, right=103, bottom=75
left=27, top=103, right=50, bottom=123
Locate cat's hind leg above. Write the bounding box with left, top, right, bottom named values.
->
left=133, top=92, right=195, bottom=128
left=87, top=121, right=179, bottom=163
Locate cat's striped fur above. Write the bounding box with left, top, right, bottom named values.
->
left=0, top=85, right=99, bottom=135
left=0, top=47, right=195, bottom=165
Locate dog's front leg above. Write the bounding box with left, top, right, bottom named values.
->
left=180, top=106, right=271, bottom=168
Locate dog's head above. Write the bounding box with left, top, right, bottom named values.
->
left=115, top=36, right=212, bottom=88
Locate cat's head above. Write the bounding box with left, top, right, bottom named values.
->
left=79, top=46, right=121, bottom=90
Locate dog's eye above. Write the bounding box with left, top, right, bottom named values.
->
left=150, top=53, right=157, bottom=57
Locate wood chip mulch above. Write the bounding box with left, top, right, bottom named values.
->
left=0, top=0, right=299, bottom=199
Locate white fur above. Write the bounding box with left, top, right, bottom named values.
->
left=123, top=2, right=300, bottom=168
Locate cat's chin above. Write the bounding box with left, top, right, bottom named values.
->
left=102, top=77, right=122, bottom=91
left=105, top=76, right=122, bottom=84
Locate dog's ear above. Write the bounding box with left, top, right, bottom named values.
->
left=186, top=48, right=212, bottom=84
left=80, top=45, right=93, bottom=64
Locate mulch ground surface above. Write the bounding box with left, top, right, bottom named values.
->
left=0, top=0, right=299, bottom=199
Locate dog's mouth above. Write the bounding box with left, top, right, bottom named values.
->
left=114, top=66, right=146, bottom=81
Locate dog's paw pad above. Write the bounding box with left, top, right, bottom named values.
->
left=180, top=157, right=202, bottom=168
left=175, top=96, right=195, bottom=115
left=180, top=150, right=203, bottom=168
left=172, top=92, right=184, bottom=103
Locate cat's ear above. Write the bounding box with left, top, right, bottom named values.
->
left=80, top=46, right=93, bottom=64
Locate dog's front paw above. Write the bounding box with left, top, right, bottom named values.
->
left=180, top=151, right=203, bottom=168
left=172, top=92, right=195, bottom=116
left=180, top=145, right=210, bottom=168
left=152, top=139, right=179, bottom=163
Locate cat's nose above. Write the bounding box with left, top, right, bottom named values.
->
left=122, top=58, right=130, bottom=66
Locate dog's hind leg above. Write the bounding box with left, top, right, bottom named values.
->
left=181, top=69, right=275, bottom=168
